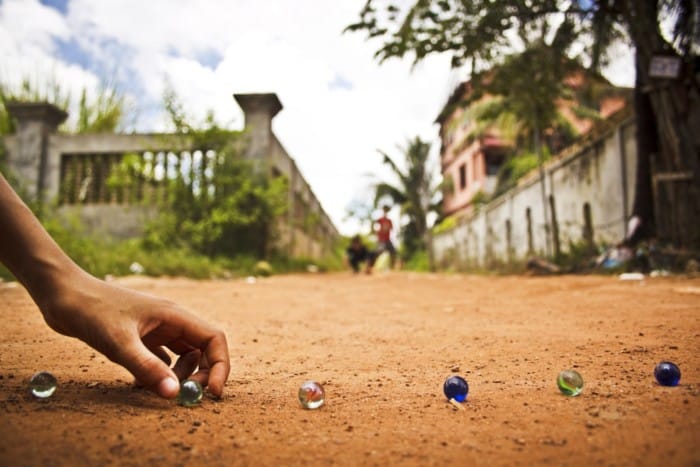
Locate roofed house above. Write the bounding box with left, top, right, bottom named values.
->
left=436, top=70, right=630, bottom=219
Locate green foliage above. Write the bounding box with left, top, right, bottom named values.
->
left=467, top=190, right=489, bottom=214
left=467, top=98, right=523, bottom=146
left=0, top=75, right=126, bottom=135
left=76, top=86, right=125, bottom=133
left=100, top=152, right=143, bottom=203
left=142, top=90, right=288, bottom=259
left=555, top=240, right=599, bottom=272
left=402, top=249, right=431, bottom=271
left=346, top=1, right=639, bottom=71
left=32, top=213, right=225, bottom=278
left=0, top=76, right=70, bottom=135
left=505, top=151, right=541, bottom=183
left=478, top=43, right=582, bottom=135
left=0, top=139, right=8, bottom=175
left=469, top=190, right=488, bottom=206
left=254, top=261, right=273, bottom=277
left=142, top=154, right=288, bottom=257
left=492, top=148, right=551, bottom=198
left=0, top=206, right=326, bottom=281
left=432, top=215, right=457, bottom=235
left=163, top=82, right=191, bottom=134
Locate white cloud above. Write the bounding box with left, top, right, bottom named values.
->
left=1, top=0, right=635, bottom=236
left=0, top=0, right=70, bottom=50
left=0, top=0, right=101, bottom=124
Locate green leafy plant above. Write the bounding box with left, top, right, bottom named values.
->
left=0, top=75, right=126, bottom=135
left=141, top=90, right=289, bottom=259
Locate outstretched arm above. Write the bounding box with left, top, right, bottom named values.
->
left=0, top=174, right=230, bottom=398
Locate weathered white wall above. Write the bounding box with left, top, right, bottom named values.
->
left=433, top=119, right=636, bottom=268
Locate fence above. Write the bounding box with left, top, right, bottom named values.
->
left=2, top=96, right=339, bottom=259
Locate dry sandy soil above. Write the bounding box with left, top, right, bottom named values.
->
left=0, top=272, right=698, bottom=466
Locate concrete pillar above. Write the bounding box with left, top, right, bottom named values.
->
left=234, top=93, right=291, bottom=255
left=5, top=102, right=67, bottom=202
left=233, top=93, right=282, bottom=162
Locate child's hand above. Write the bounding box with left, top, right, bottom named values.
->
left=38, top=270, right=230, bottom=398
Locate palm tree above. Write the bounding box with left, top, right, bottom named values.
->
left=374, top=136, right=443, bottom=262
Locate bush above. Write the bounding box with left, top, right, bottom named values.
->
left=402, top=249, right=431, bottom=271
left=433, top=215, right=457, bottom=235
left=254, top=261, right=273, bottom=277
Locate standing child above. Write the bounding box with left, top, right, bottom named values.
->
left=373, top=205, right=397, bottom=269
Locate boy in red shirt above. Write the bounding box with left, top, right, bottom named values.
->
left=374, top=205, right=397, bottom=268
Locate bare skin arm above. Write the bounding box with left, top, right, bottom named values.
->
left=0, top=174, right=230, bottom=398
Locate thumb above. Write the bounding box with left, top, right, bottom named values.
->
left=117, top=339, right=180, bottom=398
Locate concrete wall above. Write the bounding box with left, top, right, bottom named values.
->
left=268, top=134, right=337, bottom=258
left=433, top=118, right=637, bottom=268
left=58, top=204, right=160, bottom=239
left=4, top=131, right=186, bottom=203
left=235, top=93, right=338, bottom=258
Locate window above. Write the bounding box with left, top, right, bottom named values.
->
left=459, top=163, right=467, bottom=190
left=486, top=160, right=501, bottom=176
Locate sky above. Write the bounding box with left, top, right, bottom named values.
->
left=0, top=0, right=635, bottom=235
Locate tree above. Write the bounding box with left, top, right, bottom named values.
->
left=374, top=136, right=443, bottom=261
left=347, top=0, right=700, bottom=249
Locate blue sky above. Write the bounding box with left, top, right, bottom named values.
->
left=0, top=0, right=634, bottom=235
left=39, top=0, right=68, bottom=14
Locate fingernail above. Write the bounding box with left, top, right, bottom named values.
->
left=158, top=377, right=180, bottom=398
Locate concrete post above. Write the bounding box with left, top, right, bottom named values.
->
left=233, top=93, right=283, bottom=162
left=5, top=102, right=67, bottom=202
left=234, top=93, right=290, bottom=255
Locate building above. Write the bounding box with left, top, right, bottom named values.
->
left=436, top=72, right=629, bottom=220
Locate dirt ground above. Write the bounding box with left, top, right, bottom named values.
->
left=0, top=272, right=698, bottom=466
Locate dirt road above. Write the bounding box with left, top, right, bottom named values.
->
left=1, top=272, right=698, bottom=466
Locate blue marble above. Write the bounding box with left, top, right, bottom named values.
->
left=654, top=361, right=681, bottom=386
left=443, top=375, right=469, bottom=402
